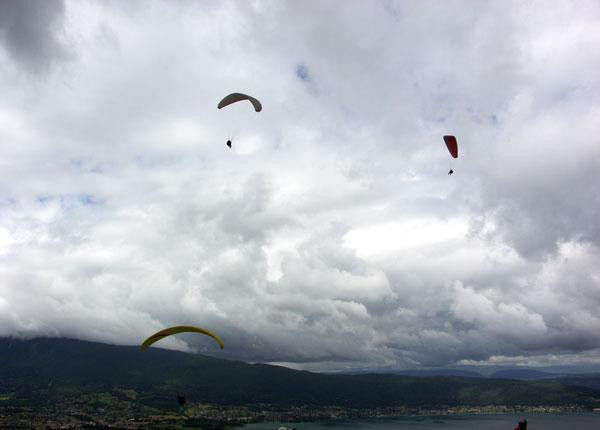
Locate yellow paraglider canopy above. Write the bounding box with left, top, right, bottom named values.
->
left=140, top=325, right=225, bottom=351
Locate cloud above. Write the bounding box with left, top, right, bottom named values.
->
left=464, top=1, right=600, bottom=259
left=1, top=0, right=600, bottom=371
left=295, top=64, right=310, bottom=82
left=0, top=0, right=69, bottom=74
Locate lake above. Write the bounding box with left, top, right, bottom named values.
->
left=243, top=413, right=600, bottom=429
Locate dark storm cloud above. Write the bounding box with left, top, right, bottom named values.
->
left=0, top=0, right=68, bottom=73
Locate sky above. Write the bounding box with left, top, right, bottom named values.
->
left=1, top=0, right=599, bottom=373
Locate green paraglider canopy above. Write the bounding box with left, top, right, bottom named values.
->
left=140, top=325, right=225, bottom=351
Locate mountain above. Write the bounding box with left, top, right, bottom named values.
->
left=392, top=369, right=483, bottom=378
left=489, top=369, right=559, bottom=380
left=1, top=337, right=600, bottom=411
left=557, top=374, right=600, bottom=391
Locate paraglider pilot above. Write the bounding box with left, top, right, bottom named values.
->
left=227, top=140, right=232, bottom=148
left=514, top=417, right=527, bottom=430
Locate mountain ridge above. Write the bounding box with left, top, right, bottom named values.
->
left=1, top=337, right=600, bottom=410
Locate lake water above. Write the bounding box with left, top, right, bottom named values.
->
left=243, top=413, right=600, bottom=429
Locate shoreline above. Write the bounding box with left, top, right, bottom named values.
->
left=2, top=403, right=596, bottom=429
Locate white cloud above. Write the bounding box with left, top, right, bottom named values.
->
left=1, top=0, right=600, bottom=371
left=344, top=218, right=468, bottom=259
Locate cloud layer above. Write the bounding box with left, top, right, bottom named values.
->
left=1, top=0, right=599, bottom=371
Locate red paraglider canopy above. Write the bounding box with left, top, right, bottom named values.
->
left=443, top=135, right=458, bottom=158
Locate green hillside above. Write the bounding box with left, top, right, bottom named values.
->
left=1, top=337, right=600, bottom=411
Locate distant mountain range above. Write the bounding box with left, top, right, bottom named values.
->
left=387, top=368, right=559, bottom=380
left=1, top=337, right=600, bottom=411
left=347, top=365, right=600, bottom=380
left=488, top=369, right=558, bottom=380
left=386, top=369, right=484, bottom=378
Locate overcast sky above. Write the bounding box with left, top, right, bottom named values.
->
left=1, top=0, right=599, bottom=372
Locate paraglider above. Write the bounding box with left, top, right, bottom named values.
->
left=443, top=135, right=458, bottom=174
left=140, top=325, right=225, bottom=351
left=218, top=93, right=262, bottom=148
left=514, top=418, right=527, bottom=430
